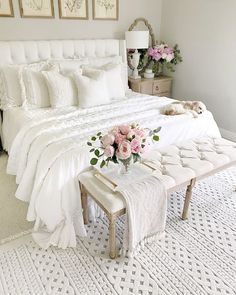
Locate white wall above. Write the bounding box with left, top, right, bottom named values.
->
left=0, top=0, right=162, bottom=40
left=161, top=0, right=236, bottom=138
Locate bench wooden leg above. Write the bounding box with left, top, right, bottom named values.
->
left=182, top=179, right=196, bottom=220
left=80, top=185, right=89, bottom=225
left=109, top=214, right=117, bottom=259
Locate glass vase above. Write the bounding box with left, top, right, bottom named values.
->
left=118, top=157, right=133, bottom=175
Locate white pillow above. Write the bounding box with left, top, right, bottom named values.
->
left=73, top=71, right=110, bottom=108
left=0, top=65, right=23, bottom=110
left=20, top=62, right=57, bottom=108
left=49, top=58, right=89, bottom=75
left=87, top=56, right=128, bottom=91
left=83, top=63, right=125, bottom=99
left=42, top=70, right=78, bottom=108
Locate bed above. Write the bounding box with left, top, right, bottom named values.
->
left=0, top=40, right=221, bottom=249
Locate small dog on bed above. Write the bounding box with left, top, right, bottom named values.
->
left=163, top=101, right=207, bottom=118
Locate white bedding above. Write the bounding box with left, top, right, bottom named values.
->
left=2, top=106, right=78, bottom=152
left=5, top=92, right=221, bottom=249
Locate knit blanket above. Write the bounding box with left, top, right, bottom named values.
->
left=116, top=173, right=167, bottom=256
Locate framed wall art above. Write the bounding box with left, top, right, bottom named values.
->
left=59, top=0, right=88, bottom=19
left=0, top=0, right=14, bottom=17
left=93, top=0, right=118, bottom=20
left=19, top=0, right=54, bottom=18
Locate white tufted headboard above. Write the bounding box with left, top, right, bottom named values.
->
left=0, top=39, right=127, bottom=65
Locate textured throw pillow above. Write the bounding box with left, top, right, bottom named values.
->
left=42, top=70, right=78, bottom=108
left=83, top=63, right=125, bottom=99
left=0, top=65, right=23, bottom=110
left=73, top=71, right=110, bottom=108
left=20, top=62, right=57, bottom=108
left=49, top=58, right=88, bottom=75
left=87, top=56, right=129, bottom=92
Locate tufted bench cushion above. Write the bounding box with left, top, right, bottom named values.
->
left=79, top=137, right=236, bottom=215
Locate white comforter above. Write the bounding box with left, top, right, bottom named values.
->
left=7, top=93, right=221, bottom=249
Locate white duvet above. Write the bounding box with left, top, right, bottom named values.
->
left=6, top=93, right=221, bottom=249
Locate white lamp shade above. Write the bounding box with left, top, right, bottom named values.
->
left=125, top=31, right=149, bottom=49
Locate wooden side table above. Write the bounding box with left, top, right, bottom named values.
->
left=128, top=75, right=172, bottom=97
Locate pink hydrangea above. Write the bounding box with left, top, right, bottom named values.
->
left=116, top=141, right=132, bottom=160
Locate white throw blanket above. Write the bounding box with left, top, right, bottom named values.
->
left=116, top=174, right=167, bottom=257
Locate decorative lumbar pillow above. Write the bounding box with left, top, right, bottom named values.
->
left=73, top=70, right=110, bottom=108
left=20, top=62, right=57, bottom=108
left=0, top=65, right=23, bottom=110
left=42, top=70, right=78, bottom=108
left=83, top=63, right=125, bottom=99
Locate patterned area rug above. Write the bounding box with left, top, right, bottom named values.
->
left=0, top=168, right=236, bottom=295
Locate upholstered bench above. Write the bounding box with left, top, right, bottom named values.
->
left=79, top=137, right=236, bottom=258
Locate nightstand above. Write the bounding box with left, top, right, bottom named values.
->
left=128, top=75, right=172, bottom=97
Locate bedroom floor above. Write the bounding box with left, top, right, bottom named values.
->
left=0, top=153, right=32, bottom=241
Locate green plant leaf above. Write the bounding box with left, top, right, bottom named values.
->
left=153, top=135, right=160, bottom=141
left=100, top=160, right=106, bottom=168
left=90, top=158, right=98, bottom=165
left=97, top=132, right=102, bottom=136
left=91, top=136, right=96, bottom=141
left=87, top=142, right=92, bottom=146
left=95, top=149, right=100, bottom=157
left=89, top=148, right=95, bottom=152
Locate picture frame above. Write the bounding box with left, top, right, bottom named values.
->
left=0, top=0, right=14, bottom=17
left=19, top=0, right=54, bottom=18
left=58, top=0, right=88, bottom=19
left=93, top=0, right=118, bottom=21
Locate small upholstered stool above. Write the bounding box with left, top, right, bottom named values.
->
left=79, top=137, right=236, bottom=258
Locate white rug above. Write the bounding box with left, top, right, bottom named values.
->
left=0, top=168, right=236, bottom=295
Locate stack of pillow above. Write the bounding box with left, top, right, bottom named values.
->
left=0, top=56, right=128, bottom=110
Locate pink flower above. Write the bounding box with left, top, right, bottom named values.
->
left=164, top=47, right=174, bottom=55
left=148, top=47, right=162, bottom=61
left=104, top=145, right=115, bottom=158
left=101, top=134, right=115, bottom=148
left=130, top=138, right=142, bottom=154
left=166, top=53, right=174, bottom=62
left=134, top=128, right=146, bottom=138
left=119, top=125, right=130, bottom=135
left=114, top=133, right=126, bottom=145
left=116, top=141, right=132, bottom=160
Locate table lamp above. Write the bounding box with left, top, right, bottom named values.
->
left=125, top=31, right=149, bottom=79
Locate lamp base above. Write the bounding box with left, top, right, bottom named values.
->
left=129, top=74, right=141, bottom=80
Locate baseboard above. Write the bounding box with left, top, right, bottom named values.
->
left=220, top=128, right=236, bottom=141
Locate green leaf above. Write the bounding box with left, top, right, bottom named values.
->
left=153, top=127, right=161, bottom=133
left=153, top=135, right=160, bottom=142
left=90, top=158, right=98, bottom=165
left=95, top=149, right=100, bottom=157
left=97, top=132, right=102, bottom=136
left=91, top=136, right=96, bottom=141
left=87, top=142, right=92, bottom=146
left=100, top=160, right=106, bottom=168
left=89, top=148, right=95, bottom=152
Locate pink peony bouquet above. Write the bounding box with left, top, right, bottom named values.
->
left=147, top=43, right=182, bottom=73
left=87, top=123, right=161, bottom=169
